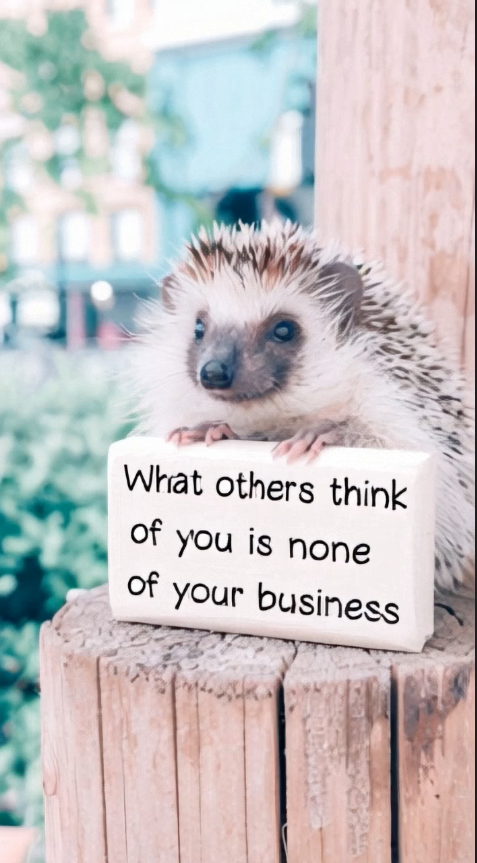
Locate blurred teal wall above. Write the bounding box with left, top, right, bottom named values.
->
left=32, top=31, right=315, bottom=291
left=150, top=34, right=316, bottom=195
left=150, top=31, right=316, bottom=265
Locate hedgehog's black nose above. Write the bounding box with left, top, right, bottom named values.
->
left=200, top=360, right=234, bottom=390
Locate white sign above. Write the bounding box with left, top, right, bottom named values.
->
left=108, top=438, right=436, bottom=653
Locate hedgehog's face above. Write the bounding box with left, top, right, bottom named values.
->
left=160, top=226, right=365, bottom=411
left=187, top=306, right=305, bottom=403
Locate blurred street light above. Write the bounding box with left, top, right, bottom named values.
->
left=91, top=280, right=114, bottom=307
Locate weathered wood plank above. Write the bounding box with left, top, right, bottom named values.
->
left=177, top=636, right=295, bottom=863
left=285, top=646, right=392, bottom=863
left=317, top=0, right=475, bottom=372
left=41, top=592, right=182, bottom=863
left=284, top=598, right=475, bottom=863
left=198, top=673, right=248, bottom=862
left=244, top=675, right=283, bottom=862
left=463, top=203, right=475, bottom=376
left=41, top=627, right=65, bottom=863
left=41, top=588, right=475, bottom=863
left=41, top=587, right=295, bottom=863
left=41, top=611, right=108, bottom=863
left=395, top=598, right=475, bottom=863
left=175, top=673, right=202, bottom=863
left=100, top=658, right=180, bottom=863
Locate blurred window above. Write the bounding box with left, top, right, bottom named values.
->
left=59, top=212, right=92, bottom=263
left=10, top=215, right=40, bottom=265
left=17, top=290, right=60, bottom=329
left=5, top=145, right=33, bottom=194
left=269, top=111, right=304, bottom=194
left=0, top=292, right=12, bottom=328
left=111, top=121, right=141, bottom=181
left=112, top=210, right=144, bottom=261
left=106, top=0, right=136, bottom=28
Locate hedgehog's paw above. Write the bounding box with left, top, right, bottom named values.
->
left=166, top=426, right=205, bottom=446
left=273, top=424, right=347, bottom=464
left=204, top=423, right=239, bottom=446
left=166, top=422, right=238, bottom=447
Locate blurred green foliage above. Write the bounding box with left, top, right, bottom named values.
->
left=0, top=363, right=131, bottom=826
left=298, top=0, right=318, bottom=37
left=251, top=0, right=317, bottom=54
left=0, top=10, right=136, bottom=282
left=0, top=10, right=144, bottom=132
left=0, top=9, right=186, bottom=284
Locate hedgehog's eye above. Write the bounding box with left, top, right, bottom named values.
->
left=195, top=319, right=205, bottom=341
left=272, top=321, right=296, bottom=343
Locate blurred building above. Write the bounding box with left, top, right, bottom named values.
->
left=149, top=25, right=316, bottom=236
left=0, top=0, right=160, bottom=349
left=0, top=0, right=316, bottom=348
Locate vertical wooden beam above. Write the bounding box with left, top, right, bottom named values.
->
left=176, top=637, right=295, bottom=863
left=198, top=674, right=248, bottom=863
left=244, top=675, right=283, bottom=863
left=395, top=598, right=475, bottom=863
left=41, top=626, right=65, bottom=863
left=285, top=646, right=392, bottom=863
left=463, top=202, right=475, bottom=375
left=100, top=657, right=181, bottom=863
left=41, top=612, right=108, bottom=863
left=175, top=672, right=202, bottom=863
left=41, top=589, right=295, bottom=863
left=41, top=589, right=475, bottom=863
left=316, top=0, right=475, bottom=374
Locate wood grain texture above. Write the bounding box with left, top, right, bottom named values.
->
left=0, top=828, right=37, bottom=863
left=463, top=203, right=475, bottom=374
left=395, top=598, right=475, bottom=863
left=40, top=588, right=474, bottom=863
left=40, top=587, right=295, bottom=863
left=285, top=647, right=392, bottom=863
left=41, top=621, right=108, bottom=863
left=316, top=0, right=475, bottom=374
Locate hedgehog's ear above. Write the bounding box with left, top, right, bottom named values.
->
left=319, top=261, right=364, bottom=336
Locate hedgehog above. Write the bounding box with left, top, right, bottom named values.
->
left=127, top=221, right=475, bottom=593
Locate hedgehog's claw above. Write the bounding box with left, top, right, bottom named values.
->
left=272, top=439, right=294, bottom=459
left=167, top=423, right=238, bottom=447
left=306, top=430, right=345, bottom=463
left=205, top=423, right=239, bottom=446
left=166, top=427, right=205, bottom=446
left=273, top=426, right=347, bottom=464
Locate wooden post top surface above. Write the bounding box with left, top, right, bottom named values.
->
left=45, top=585, right=474, bottom=682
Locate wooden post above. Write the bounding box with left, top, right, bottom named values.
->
left=40, top=588, right=474, bottom=863
left=41, top=588, right=296, bottom=863
left=0, top=828, right=37, bottom=863
left=316, top=0, right=475, bottom=375
left=395, top=605, right=475, bottom=863
left=285, top=646, right=392, bottom=862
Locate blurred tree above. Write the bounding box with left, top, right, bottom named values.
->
left=298, top=0, right=318, bottom=37
left=252, top=1, right=317, bottom=52
left=0, top=9, right=182, bottom=286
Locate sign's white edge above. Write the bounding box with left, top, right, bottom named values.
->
left=109, top=437, right=435, bottom=472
